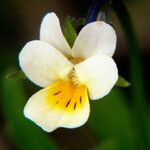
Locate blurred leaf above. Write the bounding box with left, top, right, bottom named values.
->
left=89, top=88, right=137, bottom=150
left=6, top=70, right=26, bottom=80
left=1, top=68, right=59, bottom=150
left=116, top=76, right=131, bottom=87
left=112, top=1, right=149, bottom=148
left=93, top=138, right=118, bottom=150
left=147, top=115, right=150, bottom=145
left=63, top=16, right=77, bottom=47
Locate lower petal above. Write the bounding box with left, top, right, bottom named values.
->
left=24, top=80, right=90, bottom=132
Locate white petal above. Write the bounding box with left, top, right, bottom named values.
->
left=24, top=88, right=63, bottom=132
left=60, top=100, right=90, bottom=128
left=40, top=12, right=71, bottom=56
left=72, top=21, right=117, bottom=59
left=19, top=40, right=73, bottom=87
left=75, top=55, right=118, bottom=100
left=24, top=81, right=90, bottom=132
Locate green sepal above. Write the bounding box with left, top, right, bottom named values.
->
left=6, top=70, right=26, bottom=80
left=116, top=76, right=131, bottom=88
left=63, top=16, right=77, bottom=48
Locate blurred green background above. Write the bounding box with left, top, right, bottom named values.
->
left=0, top=0, right=150, bottom=150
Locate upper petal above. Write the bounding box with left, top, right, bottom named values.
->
left=72, top=21, right=117, bottom=59
left=19, top=40, right=73, bottom=87
left=74, top=55, right=118, bottom=100
left=40, top=12, right=71, bottom=56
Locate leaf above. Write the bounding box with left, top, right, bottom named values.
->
left=116, top=76, right=131, bottom=87
left=63, top=16, right=77, bottom=47
left=6, top=70, right=26, bottom=80
left=1, top=68, right=59, bottom=150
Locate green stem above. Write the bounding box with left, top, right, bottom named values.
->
left=111, top=0, right=149, bottom=149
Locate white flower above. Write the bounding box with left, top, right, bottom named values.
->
left=19, top=12, right=118, bottom=132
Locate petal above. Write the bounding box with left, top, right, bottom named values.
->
left=19, top=40, right=73, bottom=87
left=60, top=101, right=90, bottom=128
left=40, top=12, right=71, bottom=56
left=74, top=55, right=118, bottom=100
left=72, top=21, right=117, bottom=59
left=24, top=80, right=90, bottom=132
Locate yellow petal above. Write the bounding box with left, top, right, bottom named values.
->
left=24, top=80, right=90, bottom=132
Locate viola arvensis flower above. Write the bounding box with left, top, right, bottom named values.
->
left=19, top=12, right=118, bottom=132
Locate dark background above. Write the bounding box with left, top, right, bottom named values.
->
left=0, top=0, right=150, bottom=150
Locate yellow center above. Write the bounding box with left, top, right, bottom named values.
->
left=45, top=56, right=88, bottom=113
left=46, top=80, right=88, bottom=112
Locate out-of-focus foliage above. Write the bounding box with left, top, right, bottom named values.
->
left=89, top=88, right=137, bottom=150
left=111, top=0, right=150, bottom=149
left=1, top=69, right=59, bottom=150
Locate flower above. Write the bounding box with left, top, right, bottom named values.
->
left=19, top=12, right=118, bottom=132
